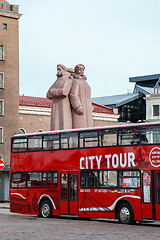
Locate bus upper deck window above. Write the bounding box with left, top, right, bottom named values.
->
left=28, top=136, right=42, bottom=151
left=61, top=133, right=78, bottom=149
left=12, top=138, right=27, bottom=152
left=119, top=128, right=140, bottom=146
left=141, top=127, right=160, bottom=144
left=43, top=134, right=60, bottom=150
left=99, top=129, right=117, bottom=147
left=79, top=131, right=98, bottom=148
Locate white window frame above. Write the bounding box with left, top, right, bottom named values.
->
left=37, top=129, right=43, bottom=133
left=0, top=73, right=4, bottom=88
left=0, top=45, right=4, bottom=60
left=0, top=100, right=4, bottom=116
left=0, top=127, right=4, bottom=143
left=18, top=128, right=26, bottom=135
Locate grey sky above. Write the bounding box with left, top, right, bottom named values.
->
left=9, top=0, right=160, bottom=98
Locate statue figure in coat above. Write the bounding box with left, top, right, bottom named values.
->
left=46, top=64, right=73, bottom=130
left=70, top=64, right=93, bottom=129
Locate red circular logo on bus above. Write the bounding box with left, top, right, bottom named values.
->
left=149, top=147, right=160, bottom=168
left=0, top=159, right=4, bottom=170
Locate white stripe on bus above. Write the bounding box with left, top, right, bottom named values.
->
left=11, top=193, right=26, bottom=199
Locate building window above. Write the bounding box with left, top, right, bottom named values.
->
left=0, top=74, right=3, bottom=88
left=37, top=129, right=43, bottom=133
left=3, top=24, right=7, bottom=30
left=153, top=105, right=159, bottom=116
left=0, top=46, right=4, bottom=60
left=0, top=101, right=4, bottom=116
left=0, top=128, right=3, bottom=143
left=18, top=128, right=26, bottom=135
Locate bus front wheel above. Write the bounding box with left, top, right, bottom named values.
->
left=117, top=203, right=134, bottom=224
left=40, top=200, right=53, bottom=218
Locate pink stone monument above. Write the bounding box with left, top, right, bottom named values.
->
left=46, top=64, right=73, bottom=130
left=47, top=64, right=93, bottom=130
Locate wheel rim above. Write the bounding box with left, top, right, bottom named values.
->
left=119, top=207, right=130, bottom=223
left=41, top=203, right=50, bottom=217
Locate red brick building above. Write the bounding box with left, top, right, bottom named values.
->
left=0, top=0, right=21, bottom=201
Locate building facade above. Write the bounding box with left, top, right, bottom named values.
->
left=145, top=94, right=160, bottom=122
left=19, top=95, right=119, bottom=134
left=0, top=0, right=21, bottom=200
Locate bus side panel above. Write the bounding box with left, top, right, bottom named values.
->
left=78, top=189, right=142, bottom=221
left=10, top=189, right=30, bottom=214
left=10, top=188, right=60, bottom=216
left=79, top=210, right=115, bottom=219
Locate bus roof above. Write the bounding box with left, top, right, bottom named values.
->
left=12, top=122, right=160, bottom=138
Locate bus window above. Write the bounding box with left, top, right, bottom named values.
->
left=141, top=127, right=160, bottom=144
left=28, top=136, right=42, bottom=151
left=70, top=174, right=77, bottom=201
left=143, top=172, right=151, bottom=203
left=119, top=128, right=140, bottom=146
left=153, top=129, right=160, bottom=144
left=119, top=170, right=140, bottom=188
left=99, top=171, right=117, bottom=187
left=80, top=170, right=117, bottom=188
left=61, top=134, right=68, bottom=149
left=43, top=172, right=58, bottom=188
left=11, top=172, right=27, bottom=188
left=79, top=131, right=98, bottom=148
left=27, top=172, right=42, bottom=188
left=81, top=172, right=86, bottom=187
left=43, top=134, right=60, bottom=150
left=80, top=171, right=98, bottom=188
left=69, top=133, right=78, bottom=148
left=61, top=174, right=68, bottom=201
left=99, top=129, right=117, bottom=147
left=156, top=173, right=160, bottom=204
left=12, top=138, right=27, bottom=152
left=61, top=133, right=78, bottom=149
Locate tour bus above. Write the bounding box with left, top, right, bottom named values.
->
left=10, top=122, right=160, bottom=224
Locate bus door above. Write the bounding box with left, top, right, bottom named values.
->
left=142, top=171, right=154, bottom=220
left=60, top=171, right=78, bottom=215
left=155, top=171, right=160, bottom=220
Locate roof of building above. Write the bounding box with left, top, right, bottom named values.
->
left=133, top=85, right=154, bottom=95
left=19, top=95, right=52, bottom=108
left=92, top=93, right=140, bottom=108
left=129, top=73, right=160, bottom=83
left=92, top=102, right=116, bottom=114
left=19, top=95, right=116, bottom=115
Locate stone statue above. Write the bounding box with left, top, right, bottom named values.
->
left=70, top=64, right=93, bottom=129
left=46, top=64, right=73, bottom=130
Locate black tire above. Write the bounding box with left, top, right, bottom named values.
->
left=117, top=202, right=134, bottom=224
left=39, top=200, right=53, bottom=218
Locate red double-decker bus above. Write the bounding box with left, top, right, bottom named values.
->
left=10, top=122, right=160, bottom=224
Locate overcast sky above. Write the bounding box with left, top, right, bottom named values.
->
left=8, top=0, right=160, bottom=98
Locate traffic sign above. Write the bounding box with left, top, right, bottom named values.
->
left=0, top=160, right=4, bottom=170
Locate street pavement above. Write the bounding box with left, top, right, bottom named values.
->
left=0, top=202, right=9, bottom=209
left=0, top=204, right=160, bottom=239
